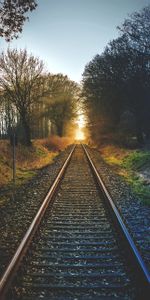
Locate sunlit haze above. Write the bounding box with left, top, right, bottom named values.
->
left=76, top=114, right=85, bottom=129
left=0, top=0, right=149, bottom=83
left=75, top=113, right=86, bottom=140
left=75, top=128, right=85, bottom=141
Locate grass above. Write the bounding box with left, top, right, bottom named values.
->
left=0, top=140, right=56, bottom=188
left=100, top=145, right=150, bottom=206
left=121, top=151, right=150, bottom=170
left=43, top=135, right=72, bottom=151
left=0, top=136, right=72, bottom=189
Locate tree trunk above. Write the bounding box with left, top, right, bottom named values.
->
left=57, top=122, right=64, bottom=137
left=21, top=116, right=32, bottom=146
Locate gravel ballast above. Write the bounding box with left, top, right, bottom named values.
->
left=0, top=144, right=149, bottom=281
left=87, top=146, right=150, bottom=272
left=0, top=145, right=73, bottom=277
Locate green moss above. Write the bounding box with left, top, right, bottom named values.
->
left=101, top=147, right=150, bottom=206
left=119, top=151, right=150, bottom=205
left=125, top=173, right=150, bottom=206
left=15, top=169, right=37, bottom=186
left=121, top=151, right=150, bottom=170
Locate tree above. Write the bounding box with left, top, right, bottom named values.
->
left=0, top=48, right=45, bottom=145
left=82, top=6, right=150, bottom=145
left=82, top=48, right=125, bottom=142
left=118, top=5, right=150, bottom=54
left=43, top=74, right=79, bottom=137
left=118, top=6, right=150, bottom=143
left=0, top=0, right=37, bottom=41
left=0, top=91, right=17, bottom=140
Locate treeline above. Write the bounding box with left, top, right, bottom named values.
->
left=82, top=6, right=150, bottom=146
left=0, top=49, right=79, bottom=146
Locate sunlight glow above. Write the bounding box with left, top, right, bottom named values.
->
left=75, top=128, right=85, bottom=140
left=75, top=113, right=86, bottom=140
left=77, top=114, right=85, bottom=129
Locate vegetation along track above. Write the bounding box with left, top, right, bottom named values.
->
left=0, top=145, right=149, bottom=299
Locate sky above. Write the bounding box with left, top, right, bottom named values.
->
left=0, top=0, right=150, bottom=83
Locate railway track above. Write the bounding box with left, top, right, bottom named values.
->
left=0, top=144, right=149, bottom=299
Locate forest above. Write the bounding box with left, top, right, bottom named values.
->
left=82, top=5, right=150, bottom=147
left=0, top=49, right=80, bottom=145
left=0, top=5, right=150, bottom=149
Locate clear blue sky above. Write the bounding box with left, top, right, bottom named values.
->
left=0, top=0, right=149, bottom=82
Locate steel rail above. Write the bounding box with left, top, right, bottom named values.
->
left=0, top=145, right=76, bottom=300
left=82, top=144, right=150, bottom=292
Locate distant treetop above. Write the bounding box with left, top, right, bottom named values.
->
left=0, top=0, right=37, bottom=41
left=118, top=5, right=150, bottom=54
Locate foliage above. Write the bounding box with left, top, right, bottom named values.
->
left=0, top=51, right=80, bottom=144
left=0, top=48, right=45, bottom=145
left=118, top=5, right=150, bottom=54
left=43, top=74, right=79, bottom=137
left=0, top=0, right=37, bottom=41
left=82, top=5, right=150, bottom=145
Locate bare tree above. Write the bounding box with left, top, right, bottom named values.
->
left=0, top=48, right=45, bottom=145
left=0, top=0, right=37, bottom=41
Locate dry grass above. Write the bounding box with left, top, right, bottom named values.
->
left=0, top=139, right=59, bottom=188
left=99, top=144, right=132, bottom=166
left=0, top=136, right=73, bottom=188
left=42, top=135, right=73, bottom=151
left=0, top=141, right=13, bottom=186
